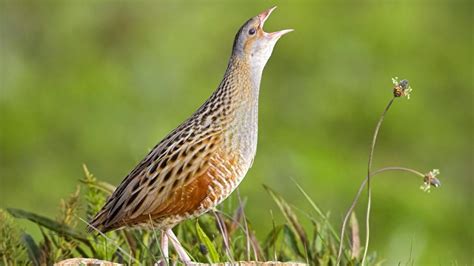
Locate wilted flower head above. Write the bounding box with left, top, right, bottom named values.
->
left=392, top=77, right=412, bottom=99
left=420, top=169, right=441, bottom=192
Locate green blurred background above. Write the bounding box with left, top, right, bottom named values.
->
left=1, top=0, right=472, bottom=264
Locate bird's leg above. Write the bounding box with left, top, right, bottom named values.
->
left=166, top=228, right=191, bottom=263
left=155, top=230, right=169, bottom=266
left=161, top=230, right=169, bottom=262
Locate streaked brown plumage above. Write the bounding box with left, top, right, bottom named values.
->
left=89, top=7, right=291, bottom=261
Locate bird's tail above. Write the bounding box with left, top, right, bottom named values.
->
left=87, top=209, right=109, bottom=233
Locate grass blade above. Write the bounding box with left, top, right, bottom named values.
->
left=291, top=178, right=340, bottom=242
left=282, top=224, right=303, bottom=259
left=350, top=212, right=360, bottom=260
left=263, top=185, right=308, bottom=249
left=263, top=224, right=284, bottom=252
left=21, top=233, right=41, bottom=266
left=7, top=208, right=89, bottom=244
left=195, top=221, right=220, bottom=263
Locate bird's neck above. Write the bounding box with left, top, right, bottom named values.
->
left=223, top=55, right=263, bottom=102
left=206, top=54, right=262, bottom=139
left=218, top=55, right=260, bottom=163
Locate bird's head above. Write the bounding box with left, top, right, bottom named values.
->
left=231, top=6, right=293, bottom=71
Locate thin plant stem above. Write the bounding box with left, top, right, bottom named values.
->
left=373, top=166, right=424, bottom=178
left=149, top=215, right=166, bottom=265
left=214, top=210, right=247, bottom=233
left=213, top=210, right=234, bottom=262
left=78, top=217, right=140, bottom=264
left=291, top=177, right=341, bottom=242
left=335, top=95, right=396, bottom=265
left=270, top=210, right=277, bottom=261
left=362, top=97, right=395, bottom=265
left=335, top=166, right=424, bottom=264
left=236, top=189, right=251, bottom=261
left=214, top=207, right=264, bottom=260
left=3, top=254, right=8, bottom=266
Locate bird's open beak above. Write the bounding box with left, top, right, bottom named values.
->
left=258, top=6, right=294, bottom=39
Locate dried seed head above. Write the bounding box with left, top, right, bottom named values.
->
left=392, top=77, right=412, bottom=99
left=420, top=169, right=441, bottom=192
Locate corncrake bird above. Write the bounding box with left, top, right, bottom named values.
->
left=89, top=6, right=292, bottom=263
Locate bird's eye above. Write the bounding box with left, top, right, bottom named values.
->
left=248, top=28, right=256, bottom=35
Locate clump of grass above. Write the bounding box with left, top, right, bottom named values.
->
left=0, top=209, right=28, bottom=265
left=3, top=166, right=361, bottom=265
left=1, top=77, right=441, bottom=265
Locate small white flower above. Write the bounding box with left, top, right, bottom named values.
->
left=392, top=77, right=399, bottom=86
left=420, top=169, right=441, bottom=193
left=392, top=77, right=412, bottom=99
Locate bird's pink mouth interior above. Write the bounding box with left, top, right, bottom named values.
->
left=257, top=6, right=293, bottom=38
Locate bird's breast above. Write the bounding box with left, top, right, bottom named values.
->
left=222, top=100, right=259, bottom=173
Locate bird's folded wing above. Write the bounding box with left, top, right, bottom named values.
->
left=90, top=123, right=223, bottom=231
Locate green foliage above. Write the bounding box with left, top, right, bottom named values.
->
left=195, top=221, right=220, bottom=263
left=0, top=209, right=28, bottom=265
left=1, top=2, right=471, bottom=264
left=2, top=167, right=375, bottom=265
